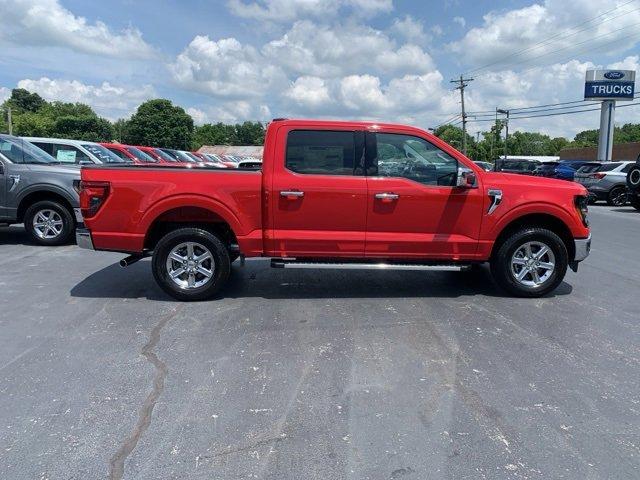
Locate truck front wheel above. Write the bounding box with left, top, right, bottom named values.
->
left=152, top=228, right=230, bottom=301
left=490, top=227, right=568, bottom=297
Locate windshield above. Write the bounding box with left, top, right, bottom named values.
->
left=183, top=152, right=202, bottom=163
left=204, top=154, right=223, bottom=164
left=172, top=150, right=196, bottom=162
left=0, top=136, right=57, bottom=164
left=126, top=146, right=157, bottom=163
left=82, top=144, right=127, bottom=163
left=153, top=148, right=179, bottom=162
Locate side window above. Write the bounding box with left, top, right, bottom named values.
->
left=622, top=163, right=634, bottom=173
left=52, top=144, right=91, bottom=164
left=286, top=130, right=358, bottom=175
left=372, top=133, right=458, bottom=186
left=32, top=142, right=54, bottom=155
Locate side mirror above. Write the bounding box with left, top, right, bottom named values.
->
left=457, top=168, right=477, bottom=188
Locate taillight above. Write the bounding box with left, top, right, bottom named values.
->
left=80, top=181, right=110, bottom=218
left=591, top=173, right=606, bottom=179
left=575, top=195, right=589, bottom=227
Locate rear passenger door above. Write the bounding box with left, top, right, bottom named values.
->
left=269, top=127, right=368, bottom=257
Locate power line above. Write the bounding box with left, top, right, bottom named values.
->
left=473, top=20, right=640, bottom=81
left=464, top=0, right=638, bottom=76
left=467, top=100, right=640, bottom=122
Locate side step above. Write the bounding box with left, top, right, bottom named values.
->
left=271, top=259, right=472, bottom=271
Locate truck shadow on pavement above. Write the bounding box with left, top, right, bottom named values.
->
left=70, top=259, right=573, bottom=300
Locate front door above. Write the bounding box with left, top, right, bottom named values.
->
left=365, top=131, right=484, bottom=260
left=270, top=127, right=368, bottom=257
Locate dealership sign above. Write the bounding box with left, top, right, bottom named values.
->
left=584, top=69, right=635, bottom=100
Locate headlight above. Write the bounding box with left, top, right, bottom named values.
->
left=575, top=195, right=589, bottom=227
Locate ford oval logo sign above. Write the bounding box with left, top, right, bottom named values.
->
left=604, top=71, right=625, bottom=80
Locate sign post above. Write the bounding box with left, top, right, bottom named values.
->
left=584, top=69, right=635, bottom=161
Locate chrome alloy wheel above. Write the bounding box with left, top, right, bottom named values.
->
left=510, top=241, right=556, bottom=288
left=166, top=242, right=215, bottom=290
left=32, top=209, right=64, bottom=239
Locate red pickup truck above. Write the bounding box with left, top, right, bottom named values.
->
left=77, top=119, right=591, bottom=300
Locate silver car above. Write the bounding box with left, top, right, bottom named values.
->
left=574, top=161, right=635, bottom=206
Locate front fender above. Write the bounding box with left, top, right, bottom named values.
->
left=17, top=184, right=79, bottom=208
left=486, top=201, right=584, bottom=239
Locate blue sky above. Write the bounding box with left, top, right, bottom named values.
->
left=1, top=0, right=640, bottom=139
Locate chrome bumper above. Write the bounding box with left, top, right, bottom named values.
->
left=73, top=208, right=83, bottom=224
left=76, top=228, right=94, bottom=250
left=574, top=234, right=591, bottom=262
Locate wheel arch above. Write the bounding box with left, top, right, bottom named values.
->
left=17, top=187, right=76, bottom=223
left=491, top=212, right=575, bottom=262
left=142, top=199, right=241, bottom=252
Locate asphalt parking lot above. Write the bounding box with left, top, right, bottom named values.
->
left=1, top=206, right=639, bottom=480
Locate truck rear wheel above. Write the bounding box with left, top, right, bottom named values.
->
left=490, top=227, right=568, bottom=298
left=152, top=228, right=230, bottom=301
left=24, top=200, right=75, bottom=246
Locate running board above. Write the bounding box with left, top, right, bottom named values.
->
left=271, top=259, right=472, bottom=271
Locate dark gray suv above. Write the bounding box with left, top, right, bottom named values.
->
left=0, top=134, right=81, bottom=245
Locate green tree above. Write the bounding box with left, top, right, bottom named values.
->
left=52, top=116, right=113, bottom=142
left=3, top=88, right=46, bottom=114
left=123, top=99, right=194, bottom=149
left=235, top=121, right=265, bottom=145
left=193, top=122, right=237, bottom=149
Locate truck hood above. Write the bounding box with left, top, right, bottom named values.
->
left=483, top=171, right=588, bottom=195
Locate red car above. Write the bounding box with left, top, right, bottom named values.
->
left=137, top=146, right=180, bottom=164
left=100, top=143, right=158, bottom=164
left=79, top=119, right=591, bottom=300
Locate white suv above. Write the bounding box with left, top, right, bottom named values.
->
left=23, top=137, right=126, bottom=165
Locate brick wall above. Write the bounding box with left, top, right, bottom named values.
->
left=559, top=142, right=640, bottom=161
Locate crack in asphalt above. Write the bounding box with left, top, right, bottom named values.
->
left=108, top=305, right=183, bottom=480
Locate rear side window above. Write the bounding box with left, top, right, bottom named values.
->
left=52, top=144, right=91, bottom=164
left=286, top=130, right=356, bottom=175
left=578, top=163, right=603, bottom=173
left=598, top=162, right=622, bottom=172
left=622, top=163, right=634, bottom=173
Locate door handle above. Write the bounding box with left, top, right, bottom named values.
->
left=280, top=190, right=304, bottom=199
left=374, top=192, right=399, bottom=202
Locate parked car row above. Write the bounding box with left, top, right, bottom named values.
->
left=23, top=136, right=263, bottom=169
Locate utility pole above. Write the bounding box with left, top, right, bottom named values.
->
left=497, top=108, right=509, bottom=160
left=7, top=107, right=12, bottom=136
left=450, top=75, right=473, bottom=156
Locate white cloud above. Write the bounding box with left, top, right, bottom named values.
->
left=390, top=16, right=429, bottom=44
left=187, top=102, right=272, bottom=124
left=169, top=35, right=284, bottom=98
left=16, top=77, right=156, bottom=119
left=262, top=21, right=433, bottom=77
left=453, top=16, right=466, bottom=28
left=284, top=76, right=332, bottom=109
left=227, top=0, right=392, bottom=22
left=0, top=87, right=10, bottom=104
left=0, top=0, right=155, bottom=59
left=449, top=1, right=640, bottom=70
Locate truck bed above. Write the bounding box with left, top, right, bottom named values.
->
left=81, top=165, right=264, bottom=254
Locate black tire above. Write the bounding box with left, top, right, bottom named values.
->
left=630, top=194, right=640, bottom=211
left=490, top=227, right=568, bottom=298
left=607, top=185, right=628, bottom=206
left=24, top=200, right=75, bottom=246
left=626, top=164, right=640, bottom=192
left=152, top=228, right=230, bottom=301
